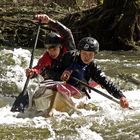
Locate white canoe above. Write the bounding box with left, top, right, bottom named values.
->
left=28, top=80, right=98, bottom=117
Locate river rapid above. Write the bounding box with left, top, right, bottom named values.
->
left=0, top=47, right=140, bottom=140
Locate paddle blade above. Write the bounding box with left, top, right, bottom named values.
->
left=11, top=92, right=29, bottom=112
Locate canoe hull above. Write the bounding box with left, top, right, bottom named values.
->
left=29, top=81, right=80, bottom=117
left=27, top=80, right=98, bottom=117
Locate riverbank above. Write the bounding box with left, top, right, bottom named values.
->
left=1, top=1, right=139, bottom=51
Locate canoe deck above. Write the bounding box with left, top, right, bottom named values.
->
left=31, top=88, right=79, bottom=117
left=28, top=80, right=98, bottom=117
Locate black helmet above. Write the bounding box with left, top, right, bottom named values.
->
left=78, top=37, right=99, bottom=53
left=45, top=32, right=63, bottom=48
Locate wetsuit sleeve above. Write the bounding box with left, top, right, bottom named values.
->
left=90, top=63, right=125, bottom=99
left=48, top=19, right=76, bottom=50
left=32, top=51, right=52, bottom=75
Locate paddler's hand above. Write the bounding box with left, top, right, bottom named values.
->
left=26, top=68, right=35, bottom=78
left=120, top=97, right=129, bottom=108
left=61, top=70, right=72, bottom=81
left=34, top=14, right=51, bottom=24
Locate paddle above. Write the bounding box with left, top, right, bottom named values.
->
left=72, top=77, right=133, bottom=110
left=11, top=22, right=41, bottom=112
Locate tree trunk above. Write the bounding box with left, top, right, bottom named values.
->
left=0, top=0, right=139, bottom=50
left=61, top=0, right=140, bottom=50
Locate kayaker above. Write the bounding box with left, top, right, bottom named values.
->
left=26, top=14, right=76, bottom=80
left=60, top=37, right=129, bottom=108
left=11, top=14, right=76, bottom=112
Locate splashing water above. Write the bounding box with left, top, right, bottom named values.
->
left=0, top=48, right=140, bottom=140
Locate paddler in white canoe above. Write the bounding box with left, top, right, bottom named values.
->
left=11, top=14, right=129, bottom=116
left=11, top=13, right=76, bottom=113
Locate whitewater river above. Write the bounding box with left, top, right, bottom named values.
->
left=0, top=48, right=140, bottom=140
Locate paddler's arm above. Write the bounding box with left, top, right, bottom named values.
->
left=90, top=62, right=129, bottom=108
left=35, top=14, right=76, bottom=50
left=26, top=51, right=51, bottom=78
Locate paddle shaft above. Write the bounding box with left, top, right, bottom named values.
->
left=72, top=77, right=133, bottom=110
left=20, top=22, right=41, bottom=96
